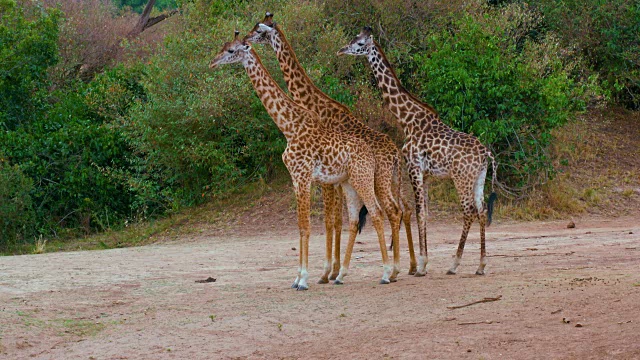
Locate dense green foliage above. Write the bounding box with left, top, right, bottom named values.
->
left=0, top=0, right=59, bottom=130
left=539, top=0, right=640, bottom=109
left=1, top=0, right=637, bottom=250
left=112, top=0, right=176, bottom=13
left=412, top=9, right=598, bottom=186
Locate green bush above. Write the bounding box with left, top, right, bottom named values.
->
left=0, top=0, right=59, bottom=130
left=539, top=0, right=640, bottom=109
left=120, top=3, right=286, bottom=210
left=413, top=9, right=601, bottom=187
left=0, top=161, right=36, bottom=249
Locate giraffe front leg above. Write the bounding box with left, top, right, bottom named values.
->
left=408, top=167, right=428, bottom=276
left=402, top=201, right=417, bottom=275
left=318, top=185, right=336, bottom=284
left=291, top=180, right=312, bottom=290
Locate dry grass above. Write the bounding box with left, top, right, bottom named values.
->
left=492, top=108, right=640, bottom=220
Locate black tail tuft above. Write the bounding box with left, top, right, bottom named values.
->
left=358, top=206, right=368, bottom=234
left=486, top=192, right=498, bottom=226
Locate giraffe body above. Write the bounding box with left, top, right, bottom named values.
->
left=245, top=14, right=416, bottom=282
left=210, top=35, right=393, bottom=289
left=339, top=27, right=497, bottom=275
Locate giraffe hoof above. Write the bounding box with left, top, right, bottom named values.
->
left=389, top=277, right=398, bottom=283
left=317, top=278, right=329, bottom=284
left=329, top=273, right=339, bottom=281
left=414, top=271, right=426, bottom=277
left=408, top=267, right=417, bottom=275
left=296, top=284, right=309, bottom=291
left=333, top=279, right=344, bottom=285
left=475, top=270, right=485, bottom=276
left=379, top=279, right=390, bottom=285
left=446, top=270, right=457, bottom=275
left=291, top=283, right=299, bottom=289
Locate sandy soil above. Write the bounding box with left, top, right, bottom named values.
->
left=1, top=216, right=639, bottom=359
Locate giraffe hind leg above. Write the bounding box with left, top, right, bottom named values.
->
left=330, top=186, right=343, bottom=280
left=446, top=211, right=473, bottom=275
left=333, top=183, right=363, bottom=285
left=473, top=167, right=489, bottom=275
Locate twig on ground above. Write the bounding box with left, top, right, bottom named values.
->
left=448, top=295, right=502, bottom=310
left=488, top=251, right=574, bottom=258
left=458, top=320, right=497, bottom=325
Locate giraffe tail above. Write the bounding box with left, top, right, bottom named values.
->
left=486, top=192, right=497, bottom=227
left=358, top=206, right=368, bottom=234
left=486, top=150, right=497, bottom=226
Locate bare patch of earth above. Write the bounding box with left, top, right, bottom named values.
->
left=1, top=216, right=639, bottom=359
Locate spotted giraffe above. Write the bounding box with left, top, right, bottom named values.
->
left=338, top=27, right=497, bottom=276
left=244, top=13, right=417, bottom=282
left=210, top=32, right=394, bottom=289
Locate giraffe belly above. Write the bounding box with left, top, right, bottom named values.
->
left=422, top=159, right=449, bottom=178
left=312, top=164, right=348, bottom=185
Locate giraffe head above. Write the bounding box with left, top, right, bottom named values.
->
left=337, top=26, right=374, bottom=56
left=244, top=11, right=275, bottom=45
left=209, top=30, right=252, bottom=69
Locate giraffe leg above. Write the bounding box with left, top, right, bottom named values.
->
left=352, top=180, right=393, bottom=285
left=334, top=184, right=363, bottom=285
left=402, top=198, right=417, bottom=275
left=318, top=185, right=336, bottom=284
left=447, top=212, right=473, bottom=275
left=376, top=178, right=401, bottom=282
left=408, top=166, right=428, bottom=276
left=476, top=211, right=488, bottom=275
left=330, top=186, right=343, bottom=280
left=291, top=180, right=312, bottom=290
left=473, top=166, right=489, bottom=275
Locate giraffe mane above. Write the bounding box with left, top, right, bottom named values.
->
left=274, top=23, right=352, bottom=114
left=373, top=40, right=438, bottom=115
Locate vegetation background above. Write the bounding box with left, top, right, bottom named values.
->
left=1, top=0, right=638, bottom=252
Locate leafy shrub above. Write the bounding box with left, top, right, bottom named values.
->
left=0, top=0, right=59, bottom=130
left=120, top=4, right=287, bottom=209
left=0, top=161, right=36, bottom=249
left=539, top=0, right=640, bottom=109
left=413, top=8, right=601, bottom=187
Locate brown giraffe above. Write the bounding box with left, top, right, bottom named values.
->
left=245, top=13, right=417, bottom=282
left=338, top=27, right=497, bottom=276
left=210, top=32, right=394, bottom=289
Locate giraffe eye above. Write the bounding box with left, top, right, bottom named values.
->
left=357, top=42, right=365, bottom=46
left=227, top=49, right=235, bottom=54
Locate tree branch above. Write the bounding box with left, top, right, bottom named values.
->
left=447, top=295, right=502, bottom=310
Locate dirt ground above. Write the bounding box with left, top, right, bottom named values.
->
left=1, top=215, right=639, bottom=360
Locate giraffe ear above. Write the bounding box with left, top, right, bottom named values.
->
left=258, top=23, right=273, bottom=31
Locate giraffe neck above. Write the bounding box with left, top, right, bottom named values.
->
left=270, top=25, right=348, bottom=115
left=367, top=41, right=439, bottom=135
left=242, top=48, right=307, bottom=141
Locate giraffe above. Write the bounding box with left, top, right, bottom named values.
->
left=338, top=27, right=498, bottom=276
left=244, top=13, right=417, bottom=282
left=210, top=31, right=394, bottom=289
